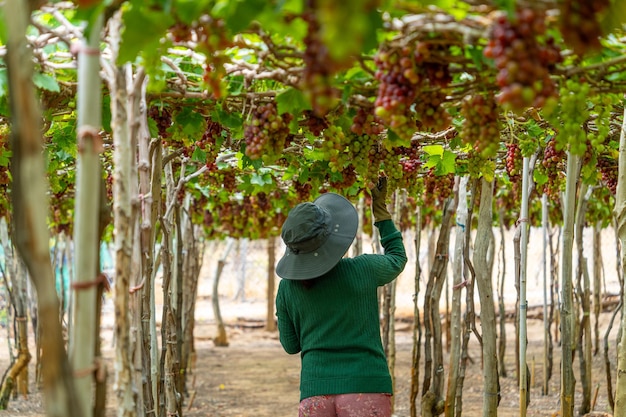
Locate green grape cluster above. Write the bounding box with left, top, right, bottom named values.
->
left=466, top=151, right=496, bottom=180
left=460, top=94, right=501, bottom=158
left=321, top=125, right=350, bottom=173
left=545, top=79, right=590, bottom=155
left=588, top=94, right=618, bottom=153
left=348, top=133, right=381, bottom=185
left=414, top=90, right=452, bottom=133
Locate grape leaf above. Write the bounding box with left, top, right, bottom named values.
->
left=33, top=73, right=60, bottom=93
left=119, top=3, right=174, bottom=65
left=214, top=0, right=267, bottom=33
left=174, top=0, right=212, bottom=24
left=276, top=88, right=311, bottom=115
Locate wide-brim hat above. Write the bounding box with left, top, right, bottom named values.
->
left=276, top=192, right=358, bottom=280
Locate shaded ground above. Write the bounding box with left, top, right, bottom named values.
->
left=0, top=296, right=618, bottom=417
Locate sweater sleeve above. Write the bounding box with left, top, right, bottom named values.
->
left=373, top=219, right=408, bottom=286
left=275, top=284, right=301, bottom=354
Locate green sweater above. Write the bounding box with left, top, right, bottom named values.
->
left=275, top=220, right=407, bottom=401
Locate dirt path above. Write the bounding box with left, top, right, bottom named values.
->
left=0, top=297, right=617, bottom=417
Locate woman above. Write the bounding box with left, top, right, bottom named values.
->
left=275, top=176, right=407, bottom=417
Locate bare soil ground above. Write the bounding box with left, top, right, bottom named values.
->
left=0, top=295, right=618, bottom=417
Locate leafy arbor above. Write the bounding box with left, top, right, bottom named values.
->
left=0, top=0, right=626, bottom=417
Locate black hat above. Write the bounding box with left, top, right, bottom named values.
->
left=276, top=193, right=358, bottom=280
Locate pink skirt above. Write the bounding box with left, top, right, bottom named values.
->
left=299, top=393, right=392, bottom=417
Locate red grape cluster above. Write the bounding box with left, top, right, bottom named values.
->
left=559, top=0, right=609, bottom=56
left=484, top=8, right=562, bottom=112
left=328, top=164, right=358, bottom=191
left=460, top=94, right=501, bottom=158
left=294, top=180, right=313, bottom=202
left=423, top=168, right=454, bottom=206
left=195, top=17, right=233, bottom=99
left=351, top=107, right=385, bottom=137
left=597, top=157, right=617, bottom=195
left=304, top=110, right=329, bottom=136
left=301, top=9, right=340, bottom=116
left=413, top=41, right=452, bottom=88
left=539, top=138, right=566, bottom=199
left=374, top=46, right=420, bottom=141
left=244, top=102, right=293, bottom=162
left=148, top=105, right=173, bottom=139
left=195, top=120, right=224, bottom=168
left=505, top=142, right=522, bottom=180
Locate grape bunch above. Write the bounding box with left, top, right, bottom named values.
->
left=539, top=138, right=566, bottom=199
left=460, top=94, right=500, bottom=158
left=321, top=125, right=350, bottom=173
left=294, top=180, right=313, bottom=202
left=597, top=157, right=617, bottom=195
left=301, top=9, right=340, bottom=116
left=544, top=78, right=590, bottom=155
left=148, top=105, right=173, bottom=140
left=195, top=120, right=224, bottom=168
left=244, top=102, right=293, bottom=162
left=423, top=168, right=455, bottom=207
left=505, top=142, right=522, bottom=179
left=414, top=90, right=452, bottom=133
left=304, top=110, right=329, bottom=136
left=347, top=133, right=381, bottom=185
left=374, top=46, right=420, bottom=141
left=195, top=17, right=233, bottom=99
left=351, top=107, right=385, bottom=137
left=328, top=164, right=358, bottom=191
left=559, top=0, right=610, bottom=56
left=484, top=7, right=562, bottom=112
left=413, top=41, right=452, bottom=88
left=588, top=94, right=619, bottom=153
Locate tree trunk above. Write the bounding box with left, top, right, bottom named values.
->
left=69, top=14, right=106, bottom=417
left=455, top=178, right=477, bottom=417
left=497, top=207, right=507, bottom=379
left=213, top=239, right=235, bottom=346
left=542, top=194, right=551, bottom=395
left=110, top=60, right=138, bottom=417
left=422, top=197, right=455, bottom=413
left=575, top=185, right=591, bottom=415
left=410, top=206, right=422, bottom=417
left=266, top=237, right=277, bottom=332
left=593, top=221, right=602, bottom=356
left=612, top=102, right=626, bottom=415
left=5, top=1, right=80, bottom=415
left=518, top=156, right=532, bottom=414
left=445, top=176, right=467, bottom=417
left=561, top=152, right=581, bottom=417
left=473, top=179, right=499, bottom=417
